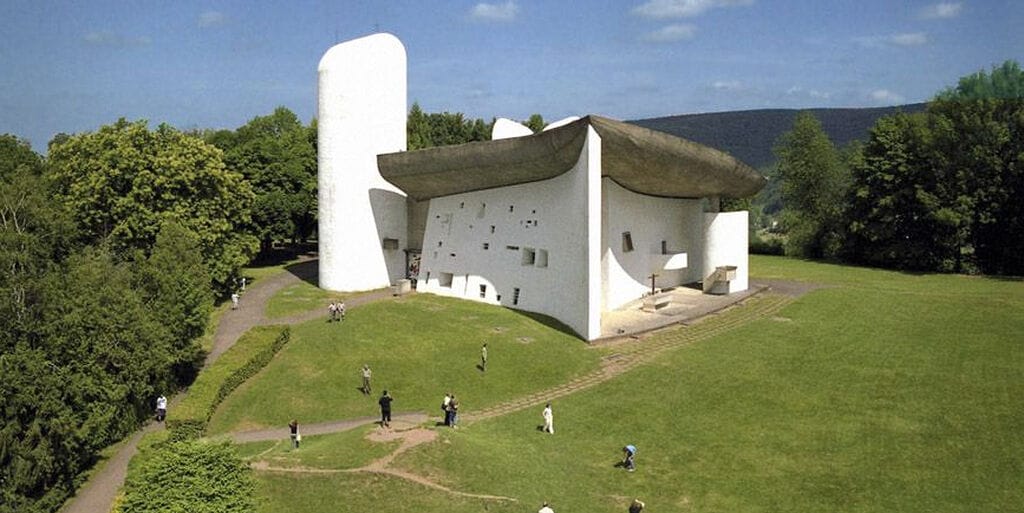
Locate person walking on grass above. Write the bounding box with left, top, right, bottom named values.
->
left=231, top=292, right=239, bottom=310
left=480, top=342, right=488, bottom=372
left=361, top=364, right=372, bottom=395
left=155, top=394, right=167, bottom=422
left=538, top=501, right=554, bottom=513
left=289, top=420, right=300, bottom=449
left=629, top=498, right=645, bottom=513
left=328, top=301, right=337, bottom=322
left=338, top=301, right=346, bottom=321
left=379, top=390, right=393, bottom=428
left=542, top=403, right=554, bottom=434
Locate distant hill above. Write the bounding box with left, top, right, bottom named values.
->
left=629, top=103, right=927, bottom=170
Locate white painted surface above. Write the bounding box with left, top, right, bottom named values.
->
left=542, top=116, right=581, bottom=131
left=601, top=179, right=704, bottom=311
left=702, top=211, right=749, bottom=293
left=491, top=118, right=534, bottom=140
left=318, top=33, right=408, bottom=291
left=416, top=133, right=596, bottom=339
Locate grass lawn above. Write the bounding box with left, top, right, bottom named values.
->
left=236, top=426, right=400, bottom=470
left=263, top=280, right=349, bottom=320
left=208, top=294, right=602, bottom=434
left=234, top=256, right=1022, bottom=513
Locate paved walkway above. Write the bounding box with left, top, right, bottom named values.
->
left=62, top=259, right=808, bottom=513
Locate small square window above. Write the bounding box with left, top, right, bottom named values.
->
left=521, top=247, right=536, bottom=266
left=490, top=225, right=495, bottom=234
left=513, top=287, right=521, bottom=305
left=483, top=242, right=490, bottom=250
left=622, top=232, right=634, bottom=252
left=479, top=284, right=487, bottom=298
left=509, top=205, right=515, bottom=213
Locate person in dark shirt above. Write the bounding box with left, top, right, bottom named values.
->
left=289, top=420, right=300, bottom=449
left=378, top=390, right=393, bottom=428
left=629, top=498, right=645, bottom=513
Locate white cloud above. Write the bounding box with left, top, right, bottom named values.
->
left=713, top=80, right=743, bottom=91
left=921, top=2, right=962, bottom=19
left=855, top=32, right=928, bottom=48
left=870, top=89, right=905, bottom=104
left=469, top=1, right=519, bottom=22
left=83, top=31, right=150, bottom=47
left=632, top=0, right=754, bottom=19
left=787, top=86, right=831, bottom=99
left=641, top=23, right=698, bottom=42
left=198, top=11, right=226, bottom=28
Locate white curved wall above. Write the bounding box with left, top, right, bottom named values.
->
left=318, top=33, right=408, bottom=291
left=703, top=211, right=749, bottom=293
left=601, top=179, right=704, bottom=311
left=491, top=118, right=534, bottom=140
left=416, top=128, right=602, bottom=340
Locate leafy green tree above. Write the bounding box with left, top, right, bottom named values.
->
left=845, top=113, right=963, bottom=270
left=210, top=107, right=317, bottom=253
left=135, top=220, right=212, bottom=384
left=929, top=60, right=1024, bottom=274
left=120, top=441, right=255, bottom=513
left=0, top=134, right=43, bottom=180
left=46, top=119, right=258, bottom=288
left=773, top=112, right=849, bottom=258
left=406, top=103, right=494, bottom=150
left=524, top=113, right=545, bottom=133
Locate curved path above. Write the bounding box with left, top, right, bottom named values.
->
left=63, top=258, right=803, bottom=512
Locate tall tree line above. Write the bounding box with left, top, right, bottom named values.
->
left=769, top=60, right=1024, bottom=275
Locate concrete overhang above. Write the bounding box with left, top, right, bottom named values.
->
left=377, top=115, right=765, bottom=201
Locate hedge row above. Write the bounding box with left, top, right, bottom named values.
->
left=167, top=325, right=290, bottom=441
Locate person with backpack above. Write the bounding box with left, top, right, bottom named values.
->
left=622, top=444, right=636, bottom=472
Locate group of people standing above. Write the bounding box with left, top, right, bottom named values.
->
left=327, top=300, right=346, bottom=322
left=441, top=392, right=460, bottom=428
left=537, top=498, right=643, bottom=513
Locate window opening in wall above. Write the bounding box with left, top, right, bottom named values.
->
left=532, top=209, right=536, bottom=214
left=449, top=253, right=456, bottom=258
left=477, top=203, right=486, bottom=219
left=496, top=294, right=502, bottom=302
left=483, top=242, right=490, bottom=250
left=661, top=240, right=668, bottom=254
left=490, top=225, right=495, bottom=233
left=433, top=251, right=438, bottom=258
left=536, top=249, right=548, bottom=268
left=509, top=205, right=514, bottom=213
left=479, top=284, right=487, bottom=298
left=439, top=272, right=453, bottom=288
left=382, top=238, right=399, bottom=250
left=506, top=245, right=519, bottom=250
left=521, top=247, right=536, bottom=266
left=459, top=201, right=464, bottom=209
left=513, top=287, right=520, bottom=305
left=622, top=231, right=634, bottom=252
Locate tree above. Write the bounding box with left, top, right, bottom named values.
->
left=929, top=60, right=1024, bottom=274
left=46, top=119, right=258, bottom=288
left=210, top=107, right=317, bottom=253
left=845, top=113, right=962, bottom=270
left=524, top=113, right=545, bottom=133
left=135, top=220, right=212, bottom=384
left=406, top=103, right=495, bottom=150
left=772, top=112, right=849, bottom=258
left=0, top=134, right=43, bottom=180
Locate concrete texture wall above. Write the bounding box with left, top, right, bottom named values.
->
left=416, top=130, right=600, bottom=339
left=702, top=211, right=749, bottom=293
left=317, top=33, right=408, bottom=291
left=601, top=179, right=704, bottom=311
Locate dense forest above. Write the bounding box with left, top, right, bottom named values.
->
left=2, top=60, right=1021, bottom=512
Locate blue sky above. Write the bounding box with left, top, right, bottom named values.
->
left=1, top=0, right=1020, bottom=151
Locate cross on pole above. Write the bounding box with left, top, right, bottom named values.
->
left=648, top=272, right=659, bottom=295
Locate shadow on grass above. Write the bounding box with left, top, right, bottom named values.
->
left=248, top=243, right=318, bottom=268
left=508, top=309, right=582, bottom=340
left=285, top=259, right=319, bottom=287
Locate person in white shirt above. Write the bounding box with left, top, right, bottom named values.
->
left=231, top=292, right=239, bottom=310
left=538, top=501, right=554, bottom=513
left=155, top=395, right=167, bottom=422
left=542, top=403, right=554, bottom=434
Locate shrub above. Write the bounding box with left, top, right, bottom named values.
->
left=118, top=440, right=254, bottom=513
left=167, top=326, right=289, bottom=441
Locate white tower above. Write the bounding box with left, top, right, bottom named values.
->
left=317, top=33, right=408, bottom=291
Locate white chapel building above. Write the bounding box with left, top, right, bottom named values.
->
left=317, top=33, right=766, bottom=341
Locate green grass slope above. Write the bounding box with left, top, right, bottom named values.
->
left=227, top=256, right=1022, bottom=512
left=208, top=294, right=601, bottom=434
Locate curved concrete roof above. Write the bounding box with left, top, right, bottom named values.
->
left=377, top=115, right=765, bottom=201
